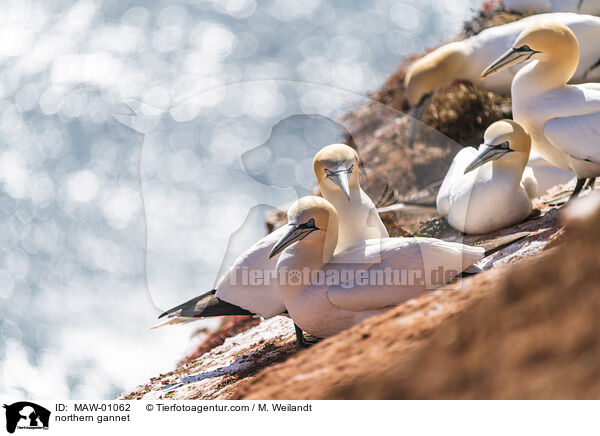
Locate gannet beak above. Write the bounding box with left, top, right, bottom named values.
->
left=324, top=166, right=353, bottom=201
left=269, top=222, right=320, bottom=259
left=464, top=143, right=512, bottom=174
left=408, top=92, right=434, bottom=147
left=481, top=46, right=540, bottom=79
left=330, top=171, right=352, bottom=201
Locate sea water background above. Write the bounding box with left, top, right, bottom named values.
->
left=0, top=0, right=481, bottom=399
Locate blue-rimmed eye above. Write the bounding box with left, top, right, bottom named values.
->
left=324, top=168, right=334, bottom=177
left=306, top=218, right=315, bottom=227
left=347, top=164, right=354, bottom=174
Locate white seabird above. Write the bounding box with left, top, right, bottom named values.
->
left=503, top=0, right=600, bottom=15
left=437, top=120, right=538, bottom=234
left=405, top=12, right=600, bottom=145
left=313, top=143, right=389, bottom=253
left=269, top=196, right=485, bottom=338
left=156, top=144, right=387, bottom=345
left=481, top=20, right=600, bottom=199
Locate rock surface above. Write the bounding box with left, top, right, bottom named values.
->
left=120, top=182, right=587, bottom=400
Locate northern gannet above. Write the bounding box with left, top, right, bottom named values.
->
left=504, top=0, right=600, bottom=15
left=405, top=13, right=600, bottom=145
left=481, top=20, right=600, bottom=199
left=437, top=120, right=538, bottom=234
left=268, top=196, right=485, bottom=338
left=313, top=143, right=389, bottom=253
left=156, top=144, right=387, bottom=346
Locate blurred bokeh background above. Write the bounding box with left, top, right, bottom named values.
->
left=0, top=0, right=481, bottom=399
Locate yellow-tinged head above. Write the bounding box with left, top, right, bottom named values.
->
left=287, top=196, right=337, bottom=231
left=481, top=21, right=579, bottom=82
left=464, top=119, right=531, bottom=173
left=313, top=143, right=359, bottom=201
left=513, top=21, right=578, bottom=61
left=484, top=119, right=531, bottom=153
left=269, top=196, right=338, bottom=259
left=404, top=42, right=466, bottom=107
left=404, top=42, right=466, bottom=146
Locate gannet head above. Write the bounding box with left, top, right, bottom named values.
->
left=481, top=21, right=579, bottom=79
left=313, top=143, right=359, bottom=202
left=405, top=43, right=465, bottom=146
left=464, top=119, right=531, bottom=173
left=269, top=196, right=338, bottom=259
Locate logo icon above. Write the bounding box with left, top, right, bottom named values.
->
left=3, top=402, right=50, bottom=434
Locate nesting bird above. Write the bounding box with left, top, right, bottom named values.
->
left=269, top=196, right=485, bottom=338
left=437, top=120, right=538, bottom=234
left=404, top=13, right=600, bottom=145
left=481, top=20, right=600, bottom=199
left=156, top=143, right=388, bottom=345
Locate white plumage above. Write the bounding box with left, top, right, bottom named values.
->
left=273, top=197, right=484, bottom=338
left=405, top=13, right=600, bottom=187
left=437, top=120, right=538, bottom=235
left=526, top=149, right=576, bottom=193
left=214, top=223, right=288, bottom=318
left=537, top=85, right=600, bottom=176
left=405, top=13, right=600, bottom=107
left=481, top=20, right=600, bottom=188
left=159, top=143, right=388, bottom=321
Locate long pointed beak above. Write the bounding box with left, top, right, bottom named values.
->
left=408, top=92, right=434, bottom=147
left=481, top=47, right=538, bottom=79
left=328, top=170, right=352, bottom=201
left=269, top=223, right=319, bottom=259
left=464, top=144, right=512, bottom=174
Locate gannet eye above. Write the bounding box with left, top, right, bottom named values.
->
left=485, top=140, right=511, bottom=150
left=306, top=218, right=316, bottom=227
left=517, top=44, right=532, bottom=51
left=347, top=164, right=354, bottom=174
left=324, top=168, right=334, bottom=177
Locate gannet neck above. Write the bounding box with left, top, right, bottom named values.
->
left=404, top=41, right=469, bottom=106
left=492, top=152, right=529, bottom=183
left=321, top=221, right=338, bottom=265
left=324, top=186, right=385, bottom=254
left=281, top=235, right=329, bottom=271
left=515, top=56, right=578, bottom=95
left=274, top=199, right=338, bottom=301
left=313, top=143, right=388, bottom=251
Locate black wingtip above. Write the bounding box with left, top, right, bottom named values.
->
left=157, top=289, right=254, bottom=319
left=158, top=289, right=217, bottom=319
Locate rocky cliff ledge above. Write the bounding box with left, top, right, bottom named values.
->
left=122, top=178, right=600, bottom=399
left=120, top=3, right=600, bottom=400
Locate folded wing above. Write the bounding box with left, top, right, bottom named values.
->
left=326, top=237, right=484, bottom=311
left=215, top=225, right=288, bottom=318
left=545, top=109, right=600, bottom=165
